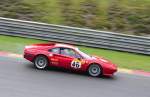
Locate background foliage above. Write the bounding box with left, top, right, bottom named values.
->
left=0, top=0, right=150, bottom=36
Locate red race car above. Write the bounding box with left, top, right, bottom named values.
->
left=24, top=43, right=117, bottom=77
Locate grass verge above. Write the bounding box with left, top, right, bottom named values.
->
left=0, top=35, right=150, bottom=71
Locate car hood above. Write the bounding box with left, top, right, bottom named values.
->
left=91, top=55, right=115, bottom=65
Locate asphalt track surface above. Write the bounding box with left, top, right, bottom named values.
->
left=0, top=56, right=150, bottom=97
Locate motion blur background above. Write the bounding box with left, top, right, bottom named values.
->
left=0, top=0, right=150, bottom=36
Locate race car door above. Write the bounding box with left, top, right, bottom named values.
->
left=59, top=47, right=82, bottom=69
left=48, top=47, right=61, bottom=67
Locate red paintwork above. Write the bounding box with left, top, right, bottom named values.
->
left=24, top=42, right=117, bottom=76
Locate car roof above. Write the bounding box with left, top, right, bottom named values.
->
left=54, top=43, right=77, bottom=49
left=27, top=42, right=78, bottom=50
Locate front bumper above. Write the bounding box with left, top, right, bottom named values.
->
left=103, top=65, right=117, bottom=76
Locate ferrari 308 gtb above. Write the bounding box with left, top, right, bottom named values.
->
left=24, top=43, right=117, bottom=77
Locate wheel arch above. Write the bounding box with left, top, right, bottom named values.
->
left=33, top=54, right=49, bottom=62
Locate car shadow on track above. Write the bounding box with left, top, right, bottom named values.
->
left=25, top=63, right=118, bottom=81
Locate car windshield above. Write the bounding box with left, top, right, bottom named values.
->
left=76, top=48, right=91, bottom=59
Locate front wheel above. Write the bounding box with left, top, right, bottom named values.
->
left=88, top=64, right=102, bottom=77
left=34, top=55, right=48, bottom=70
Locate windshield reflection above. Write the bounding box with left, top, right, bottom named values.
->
left=76, top=48, right=91, bottom=59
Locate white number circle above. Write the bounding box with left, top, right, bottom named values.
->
left=71, top=59, right=81, bottom=69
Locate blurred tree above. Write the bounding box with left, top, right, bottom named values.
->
left=59, top=0, right=85, bottom=27
left=80, top=0, right=101, bottom=29
left=108, top=0, right=128, bottom=32
left=0, top=0, right=42, bottom=21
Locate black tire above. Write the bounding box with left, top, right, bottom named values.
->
left=34, top=55, right=48, bottom=70
left=88, top=64, right=102, bottom=77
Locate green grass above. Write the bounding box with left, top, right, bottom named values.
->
left=0, top=35, right=150, bottom=71
left=0, top=35, right=46, bottom=54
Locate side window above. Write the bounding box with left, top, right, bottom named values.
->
left=49, top=48, right=60, bottom=54
left=60, top=48, right=81, bottom=58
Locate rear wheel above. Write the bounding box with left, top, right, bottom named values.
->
left=34, top=55, right=48, bottom=70
left=88, top=64, right=102, bottom=77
